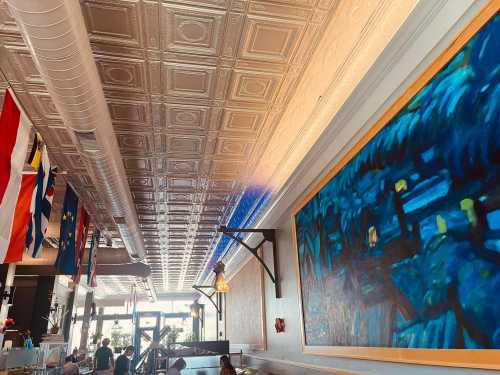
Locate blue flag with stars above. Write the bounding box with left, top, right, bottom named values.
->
left=55, top=184, right=78, bottom=274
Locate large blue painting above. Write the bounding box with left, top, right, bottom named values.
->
left=294, top=12, right=500, bottom=349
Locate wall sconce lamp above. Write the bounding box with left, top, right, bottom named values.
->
left=192, top=261, right=228, bottom=320
left=218, top=226, right=281, bottom=298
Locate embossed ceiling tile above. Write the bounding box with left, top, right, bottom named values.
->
left=133, top=190, right=155, bottom=202
left=239, top=16, right=304, bottom=63
left=167, top=177, right=197, bottom=191
left=95, top=56, right=147, bottom=92
left=116, top=132, right=153, bottom=156
left=128, top=176, right=155, bottom=190
left=168, top=205, right=192, bottom=214
left=208, top=178, right=236, bottom=192
left=81, top=0, right=142, bottom=47
left=123, top=157, right=153, bottom=175
left=228, top=70, right=282, bottom=104
left=166, top=159, right=200, bottom=175
left=210, top=160, right=246, bottom=178
left=30, top=92, right=60, bottom=120
left=164, top=0, right=229, bottom=9
left=162, top=3, right=225, bottom=56
left=167, top=193, right=194, bottom=203
left=142, top=1, right=160, bottom=49
left=205, top=192, right=232, bottom=203
left=214, top=137, right=254, bottom=160
left=139, top=213, right=157, bottom=222
left=166, top=134, right=205, bottom=156
left=219, top=108, right=265, bottom=136
left=264, top=0, right=315, bottom=7
left=108, top=99, right=150, bottom=126
left=202, top=205, right=224, bottom=215
left=2, top=45, right=42, bottom=83
left=44, top=125, right=74, bottom=148
left=58, top=151, right=86, bottom=171
left=248, top=1, right=311, bottom=20
left=164, top=103, right=210, bottom=131
left=140, top=223, right=159, bottom=230
left=163, top=62, right=216, bottom=98
left=136, top=203, right=155, bottom=213
left=199, top=214, right=220, bottom=224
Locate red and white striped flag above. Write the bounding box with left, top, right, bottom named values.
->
left=0, top=89, right=32, bottom=262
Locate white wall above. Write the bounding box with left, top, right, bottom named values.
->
left=228, top=0, right=499, bottom=373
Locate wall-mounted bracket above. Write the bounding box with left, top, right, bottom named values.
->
left=192, top=285, right=222, bottom=320
left=218, top=226, right=281, bottom=298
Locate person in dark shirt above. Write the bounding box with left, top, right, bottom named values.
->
left=114, top=346, right=134, bottom=375
left=70, top=348, right=79, bottom=363
left=93, top=338, right=114, bottom=375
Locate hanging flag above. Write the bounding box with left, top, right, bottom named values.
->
left=27, top=133, right=42, bottom=170
left=40, top=167, right=56, bottom=243
left=87, top=229, right=100, bottom=287
left=55, top=184, right=79, bottom=274
left=25, top=145, right=52, bottom=258
left=0, top=89, right=31, bottom=258
left=1, top=175, right=36, bottom=263
left=73, top=207, right=90, bottom=283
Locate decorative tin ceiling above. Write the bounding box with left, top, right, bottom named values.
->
left=0, top=0, right=338, bottom=294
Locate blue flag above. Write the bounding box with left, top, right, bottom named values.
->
left=55, top=184, right=78, bottom=274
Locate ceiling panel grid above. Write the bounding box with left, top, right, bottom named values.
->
left=0, top=0, right=338, bottom=293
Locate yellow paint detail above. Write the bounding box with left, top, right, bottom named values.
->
left=460, top=198, right=478, bottom=226
left=395, top=179, right=408, bottom=193
left=436, top=215, right=447, bottom=233
left=368, top=226, right=378, bottom=247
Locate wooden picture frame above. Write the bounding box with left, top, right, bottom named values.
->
left=291, top=1, right=500, bottom=370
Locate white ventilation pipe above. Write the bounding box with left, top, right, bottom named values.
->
left=7, top=2, right=149, bottom=267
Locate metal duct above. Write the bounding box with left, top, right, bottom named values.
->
left=18, top=247, right=133, bottom=266
left=6, top=2, right=147, bottom=264
left=15, top=248, right=151, bottom=277
left=15, top=263, right=151, bottom=278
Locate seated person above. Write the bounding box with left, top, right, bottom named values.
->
left=114, top=346, right=134, bottom=375
left=166, top=358, right=186, bottom=375
left=219, top=356, right=237, bottom=375
left=70, top=348, right=79, bottom=363
left=64, top=356, right=80, bottom=375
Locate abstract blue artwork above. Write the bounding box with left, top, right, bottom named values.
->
left=294, top=13, right=500, bottom=350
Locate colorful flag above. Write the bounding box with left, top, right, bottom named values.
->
left=2, top=175, right=36, bottom=263
left=74, top=207, right=90, bottom=283
left=40, top=167, right=56, bottom=244
left=55, top=184, right=79, bottom=274
left=27, top=133, right=42, bottom=170
left=87, top=229, right=100, bottom=287
left=0, top=89, right=31, bottom=259
left=25, top=145, right=52, bottom=258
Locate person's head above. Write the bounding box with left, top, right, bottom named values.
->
left=124, top=346, right=134, bottom=358
left=65, top=356, right=73, bottom=364
left=72, top=348, right=78, bottom=355
left=172, top=358, right=186, bottom=370
left=26, top=330, right=31, bottom=337
left=220, top=355, right=232, bottom=369
left=101, top=338, right=110, bottom=347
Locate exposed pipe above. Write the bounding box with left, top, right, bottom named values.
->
left=15, top=247, right=151, bottom=277
left=18, top=247, right=133, bottom=266
left=6, top=0, right=145, bottom=259
left=15, top=263, right=151, bottom=278
left=6, top=0, right=156, bottom=299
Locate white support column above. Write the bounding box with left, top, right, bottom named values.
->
left=0, top=264, right=16, bottom=347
